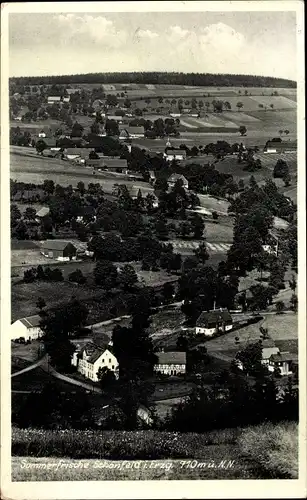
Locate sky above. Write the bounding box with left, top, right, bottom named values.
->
left=9, top=11, right=297, bottom=80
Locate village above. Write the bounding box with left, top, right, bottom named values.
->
left=9, top=77, right=298, bottom=430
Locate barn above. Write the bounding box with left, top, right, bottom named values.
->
left=41, top=240, right=77, bottom=261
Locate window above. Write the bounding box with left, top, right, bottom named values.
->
left=102, top=359, right=104, bottom=364
left=112, top=365, right=115, bottom=370
left=109, top=358, right=111, bottom=363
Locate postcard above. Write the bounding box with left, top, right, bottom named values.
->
left=1, top=1, right=306, bottom=499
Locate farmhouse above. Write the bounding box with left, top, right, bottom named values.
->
left=164, top=148, right=187, bottom=162
left=168, top=174, right=189, bottom=190
left=264, top=140, right=297, bottom=154
left=196, top=309, right=233, bottom=336
left=11, top=315, right=43, bottom=342
left=71, top=342, right=119, bottom=382
left=119, top=126, right=145, bottom=139
left=154, top=351, right=186, bottom=376
left=268, top=352, right=298, bottom=376
left=261, top=339, right=280, bottom=366
left=41, top=240, right=77, bottom=261
left=90, top=157, right=128, bottom=174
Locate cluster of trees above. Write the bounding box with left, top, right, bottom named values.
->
left=10, top=127, right=33, bottom=147
left=273, top=159, right=291, bottom=186
left=228, top=177, right=296, bottom=220
left=10, top=72, right=296, bottom=88
left=23, top=265, right=64, bottom=283
left=168, top=369, right=298, bottom=432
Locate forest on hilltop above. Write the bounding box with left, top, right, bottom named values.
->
left=10, top=72, right=296, bottom=88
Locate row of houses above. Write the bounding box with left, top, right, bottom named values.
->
left=11, top=307, right=297, bottom=379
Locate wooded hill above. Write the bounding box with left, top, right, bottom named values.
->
left=10, top=72, right=296, bottom=88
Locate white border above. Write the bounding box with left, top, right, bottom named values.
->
left=1, top=2, right=306, bottom=499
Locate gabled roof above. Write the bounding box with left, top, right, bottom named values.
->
left=18, top=315, right=41, bottom=328
left=41, top=240, right=76, bottom=251
left=156, top=351, right=186, bottom=365
left=36, top=207, right=50, bottom=217
left=64, top=148, right=89, bottom=157
left=168, top=174, right=188, bottom=182
left=125, top=126, right=145, bottom=134
left=38, top=137, right=57, bottom=147
left=196, top=309, right=232, bottom=326
left=78, top=342, right=115, bottom=364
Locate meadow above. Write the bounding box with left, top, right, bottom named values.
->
left=11, top=421, right=298, bottom=480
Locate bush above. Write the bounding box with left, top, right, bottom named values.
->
left=238, top=421, right=298, bottom=478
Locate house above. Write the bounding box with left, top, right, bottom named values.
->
left=167, top=173, right=189, bottom=190
left=47, top=96, right=62, bottom=104
left=154, top=351, right=186, bottom=376
left=11, top=315, right=43, bottom=342
left=106, top=115, right=123, bottom=122
left=268, top=352, right=298, bottom=376
left=260, top=339, right=280, bottom=366
left=38, top=131, right=46, bottom=138
left=129, top=188, right=159, bottom=208
left=119, top=126, right=145, bottom=139
left=195, top=309, right=233, bottom=336
left=164, top=148, right=187, bottom=162
left=62, top=96, right=70, bottom=103
left=62, top=148, right=89, bottom=162
left=71, top=342, right=119, bottom=382
left=90, top=157, right=128, bottom=174
left=35, top=206, right=50, bottom=220
left=41, top=240, right=77, bottom=261
left=263, top=140, right=297, bottom=154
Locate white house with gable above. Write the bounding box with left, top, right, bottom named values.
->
left=72, top=342, right=119, bottom=382
left=11, top=315, right=43, bottom=342
left=195, top=309, right=233, bottom=336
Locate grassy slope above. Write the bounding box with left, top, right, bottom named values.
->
left=11, top=421, right=298, bottom=481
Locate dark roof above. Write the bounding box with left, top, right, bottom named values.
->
left=18, top=315, right=41, bottom=328
left=41, top=240, right=76, bottom=251
left=165, top=148, right=187, bottom=156
left=196, top=309, right=232, bottom=326
left=38, top=137, right=57, bottom=147
left=270, top=352, right=298, bottom=363
left=155, top=351, right=186, bottom=365
left=92, top=158, right=128, bottom=169
left=78, top=341, right=114, bottom=364
left=265, top=141, right=297, bottom=150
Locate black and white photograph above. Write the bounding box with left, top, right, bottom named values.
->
left=1, top=1, right=305, bottom=498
